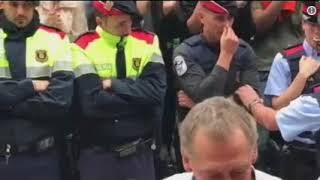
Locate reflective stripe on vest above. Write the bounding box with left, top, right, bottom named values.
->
left=0, top=29, right=11, bottom=78
left=78, top=27, right=163, bottom=79
left=71, top=44, right=96, bottom=78
left=0, top=27, right=73, bottom=78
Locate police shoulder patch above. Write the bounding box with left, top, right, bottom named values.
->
left=174, top=55, right=188, bottom=76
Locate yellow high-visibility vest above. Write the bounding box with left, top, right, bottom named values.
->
left=73, top=26, right=163, bottom=79
left=0, top=26, right=73, bottom=79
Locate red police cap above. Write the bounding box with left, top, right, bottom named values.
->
left=202, top=1, right=237, bottom=17
left=93, top=1, right=124, bottom=16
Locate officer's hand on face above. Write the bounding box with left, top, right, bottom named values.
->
left=47, top=13, right=63, bottom=29
left=32, top=80, right=50, bottom=92
left=235, top=85, right=261, bottom=109
left=178, top=90, right=195, bottom=109
left=298, top=56, right=320, bottom=79
left=102, top=79, right=112, bottom=90
left=220, top=26, right=239, bottom=58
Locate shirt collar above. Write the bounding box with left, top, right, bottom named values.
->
left=303, top=40, right=320, bottom=58
left=191, top=167, right=256, bottom=180
left=252, top=167, right=256, bottom=180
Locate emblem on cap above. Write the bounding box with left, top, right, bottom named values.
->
left=35, top=50, right=48, bottom=63
left=104, top=1, right=114, bottom=11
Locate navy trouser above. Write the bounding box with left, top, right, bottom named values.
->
left=79, top=146, right=155, bottom=180
left=280, top=143, right=319, bottom=180
left=0, top=149, right=61, bottom=180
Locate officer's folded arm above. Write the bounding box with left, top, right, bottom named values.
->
left=0, top=79, right=36, bottom=108
left=11, top=70, right=74, bottom=121
left=75, top=73, right=141, bottom=120
left=76, top=59, right=166, bottom=119
left=110, top=61, right=167, bottom=105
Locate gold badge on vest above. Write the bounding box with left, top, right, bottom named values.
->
left=35, top=50, right=48, bottom=63
left=132, top=58, right=141, bottom=71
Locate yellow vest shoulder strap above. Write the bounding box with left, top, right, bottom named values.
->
left=38, top=24, right=67, bottom=39
left=131, top=28, right=156, bottom=45
left=74, top=31, right=100, bottom=50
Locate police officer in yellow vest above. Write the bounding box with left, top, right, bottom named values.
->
left=72, top=1, right=166, bottom=180
left=0, top=1, right=74, bottom=180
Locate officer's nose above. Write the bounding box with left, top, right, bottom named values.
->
left=16, top=5, right=27, bottom=16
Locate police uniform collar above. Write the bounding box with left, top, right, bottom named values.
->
left=200, top=34, right=220, bottom=52
left=96, top=26, right=128, bottom=47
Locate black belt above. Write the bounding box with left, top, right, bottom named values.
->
left=0, top=136, right=55, bottom=155
left=86, top=138, right=154, bottom=158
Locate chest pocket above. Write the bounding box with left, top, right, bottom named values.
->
left=122, top=38, right=149, bottom=80
left=90, top=39, right=148, bottom=80
left=26, top=37, right=54, bottom=78
left=89, top=44, right=117, bottom=79
left=194, top=47, right=217, bottom=75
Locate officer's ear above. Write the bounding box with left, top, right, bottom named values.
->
left=199, top=10, right=206, bottom=25
left=96, top=16, right=102, bottom=26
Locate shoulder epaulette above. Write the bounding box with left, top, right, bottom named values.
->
left=74, top=31, right=100, bottom=49
left=131, top=28, right=155, bottom=44
left=282, top=43, right=304, bottom=59
left=184, top=35, right=201, bottom=47
left=39, top=24, right=66, bottom=39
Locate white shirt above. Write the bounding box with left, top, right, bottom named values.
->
left=276, top=95, right=320, bottom=144
left=264, top=40, right=320, bottom=97
left=163, top=168, right=281, bottom=180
